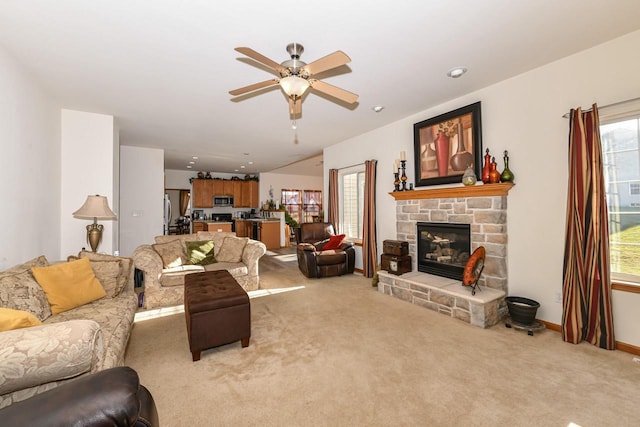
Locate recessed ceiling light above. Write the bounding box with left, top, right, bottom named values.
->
left=234, top=169, right=239, bottom=172
left=186, top=165, right=192, bottom=169
left=372, top=105, right=384, bottom=113
left=248, top=161, right=254, bottom=165
left=192, top=156, right=198, bottom=160
left=447, top=67, right=467, bottom=78
left=240, top=165, right=246, bottom=169
left=189, top=161, right=195, bottom=164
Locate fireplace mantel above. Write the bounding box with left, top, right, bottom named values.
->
left=389, top=182, right=514, bottom=201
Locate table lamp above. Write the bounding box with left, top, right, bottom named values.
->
left=72, top=195, right=117, bottom=252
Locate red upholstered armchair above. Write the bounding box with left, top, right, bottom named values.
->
left=296, top=222, right=355, bottom=278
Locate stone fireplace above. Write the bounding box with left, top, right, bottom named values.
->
left=377, top=183, right=514, bottom=328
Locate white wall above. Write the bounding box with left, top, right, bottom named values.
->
left=60, top=110, right=117, bottom=257
left=0, top=45, right=61, bottom=268
left=164, top=169, right=194, bottom=190
left=259, top=172, right=324, bottom=209
left=112, top=124, right=120, bottom=252
left=324, top=30, right=640, bottom=347
left=120, top=146, right=165, bottom=256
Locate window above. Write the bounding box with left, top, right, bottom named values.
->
left=281, top=189, right=302, bottom=224
left=281, top=189, right=322, bottom=224
left=600, top=103, right=640, bottom=284
left=339, top=166, right=365, bottom=240
left=302, top=190, right=322, bottom=223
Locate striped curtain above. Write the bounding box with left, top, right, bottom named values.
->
left=362, top=160, right=377, bottom=278
left=562, top=104, right=615, bottom=350
left=328, top=169, right=339, bottom=231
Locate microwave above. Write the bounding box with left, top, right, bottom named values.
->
left=213, top=195, right=234, bottom=206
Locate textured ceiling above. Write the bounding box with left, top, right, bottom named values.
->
left=1, top=0, right=639, bottom=177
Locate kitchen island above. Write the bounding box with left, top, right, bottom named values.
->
left=235, top=219, right=281, bottom=250
left=192, top=221, right=233, bottom=233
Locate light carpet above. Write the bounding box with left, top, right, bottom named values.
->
left=125, top=254, right=640, bottom=426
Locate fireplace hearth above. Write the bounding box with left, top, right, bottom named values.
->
left=417, top=222, right=471, bottom=280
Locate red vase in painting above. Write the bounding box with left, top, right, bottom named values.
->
left=434, top=132, right=450, bottom=177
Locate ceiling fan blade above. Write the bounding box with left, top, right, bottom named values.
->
left=303, top=51, right=351, bottom=75
left=229, top=79, right=279, bottom=96
left=235, top=47, right=286, bottom=74
left=309, top=79, right=359, bottom=104
left=289, top=97, right=302, bottom=116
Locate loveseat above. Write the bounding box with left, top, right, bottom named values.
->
left=132, top=231, right=266, bottom=309
left=0, top=251, right=138, bottom=408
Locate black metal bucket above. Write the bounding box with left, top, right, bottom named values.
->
left=505, top=296, right=540, bottom=325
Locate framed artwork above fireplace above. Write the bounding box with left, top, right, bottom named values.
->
left=413, top=101, right=482, bottom=187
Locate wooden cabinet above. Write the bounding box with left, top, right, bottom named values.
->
left=240, top=181, right=259, bottom=208
left=193, top=179, right=258, bottom=208
left=233, top=181, right=243, bottom=206
left=192, top=180, right=213, bottom=208
left=223, top=180, right=235, bottom=196
left=192, top=221, right=206, bottom=233
left=259, top=221, right=281, bottom=250
left=234, top=220, right=252, bottom=238
left=212, top=180, right=224, bottom=196
left=207, top=222, right=232, bottom=233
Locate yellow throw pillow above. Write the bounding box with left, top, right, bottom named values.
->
left=0, top=308, right=42, bottom=331
left=31, top=258, right=107, bottom=314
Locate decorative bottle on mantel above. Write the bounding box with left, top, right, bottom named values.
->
left=500, top=150, right=515, bottom=182
left=481, top=148, right=492, bottom=184
left=489, top=157, right=501, bottom=183
left=461, top=163, right=477, bottom=186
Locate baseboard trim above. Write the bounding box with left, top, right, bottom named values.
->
left=616, top=342, right=640, bottom=356
left=540, top=320, right=562, bottom=332
left=540, top=320, right=640, bottom=355
left=354, top=267, right=363, bottom=274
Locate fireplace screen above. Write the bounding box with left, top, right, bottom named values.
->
left=417, top=222, right=471, bottom=280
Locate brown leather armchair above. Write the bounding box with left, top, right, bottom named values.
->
left=296, top=222, right=355, bottom=278
left=0, top=366, right=159, bottom=427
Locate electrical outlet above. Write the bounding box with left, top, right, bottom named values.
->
left=555, top=292, right=562, bottom=303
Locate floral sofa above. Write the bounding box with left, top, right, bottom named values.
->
left=132, top=231, right=266, bottom=309
left=0, top=251, right=138, bottom=408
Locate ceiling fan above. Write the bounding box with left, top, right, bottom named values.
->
left=229, top=43, right=358, bottom=119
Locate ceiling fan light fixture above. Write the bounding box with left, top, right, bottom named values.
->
left=447, top=67, right=468, bottom=78
left=280, top=75, right=310, bottom=97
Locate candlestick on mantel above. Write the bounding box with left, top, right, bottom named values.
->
left=400, top=151, right=406, bottom=161
left=400, top=160, right=408, bottom=191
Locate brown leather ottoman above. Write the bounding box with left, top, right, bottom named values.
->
left=184, top=270, right=250, bottom=361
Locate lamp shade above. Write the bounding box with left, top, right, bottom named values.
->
left=73, top=195, right=117, bottom=220
left=279, top=76, right=310, bottom=97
